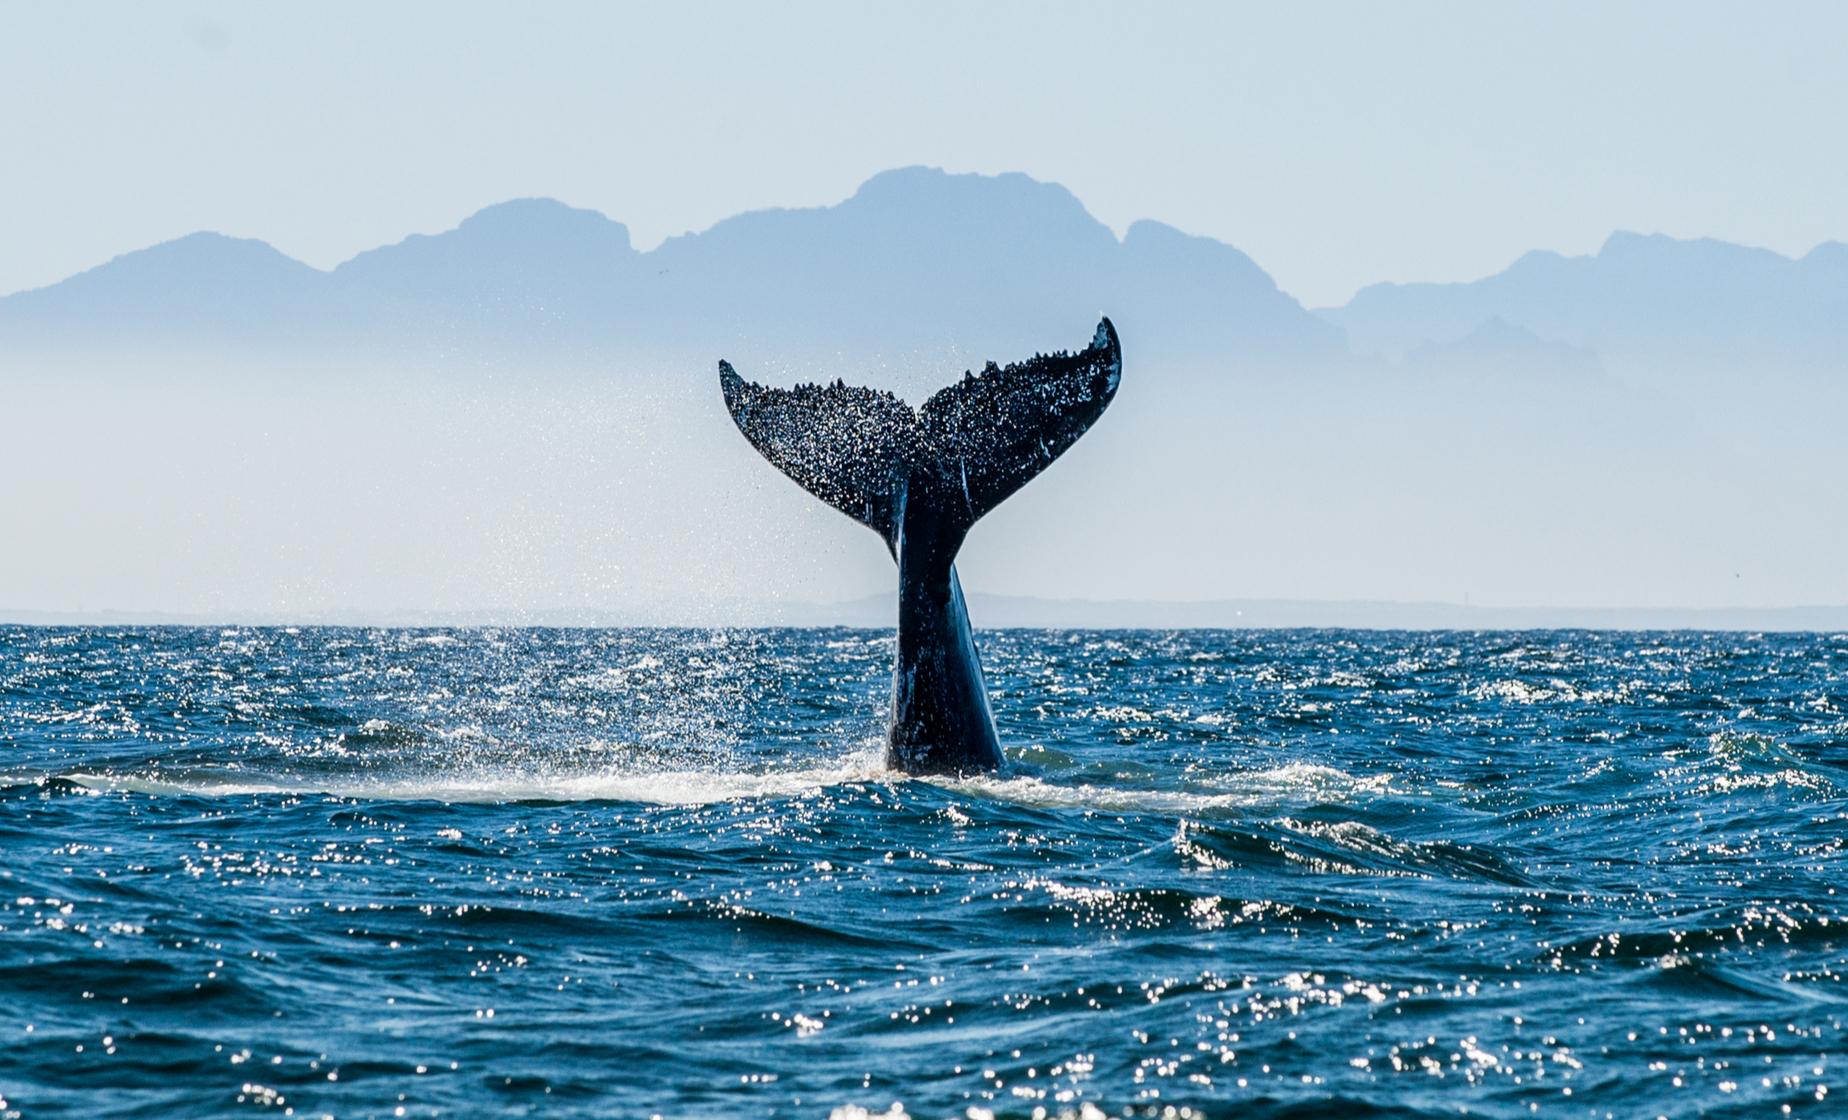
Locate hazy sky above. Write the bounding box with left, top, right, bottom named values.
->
left=2, top=1, right=1842, bottom=307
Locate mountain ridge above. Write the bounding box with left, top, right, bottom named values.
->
left=3, top=169, right=1842, bottom=376
left=1323, top=229, right=1848, bottom=361
left=0, top=166, right=1342, bottom=363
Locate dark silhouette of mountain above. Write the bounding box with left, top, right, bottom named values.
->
left=0, top=167, right=1343, bottom=365
left=1324, top=231, right=1848, bottom=364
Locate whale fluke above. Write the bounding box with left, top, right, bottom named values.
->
left=722, top=319, right=1120, bottom=543
left=720, top=318, right=1122, bottom=773
left=718, top=369, right=918, bottom=539
left=915, top=318, right=1123, bottom=526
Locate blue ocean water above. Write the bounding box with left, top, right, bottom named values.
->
left=0, top=627, right=1843, bottom=1119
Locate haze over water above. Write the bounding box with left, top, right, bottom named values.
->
left=3, top=626, right=1842, bottom=1118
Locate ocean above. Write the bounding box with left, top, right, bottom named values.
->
left=1, top=626, right=1842, bottom=1118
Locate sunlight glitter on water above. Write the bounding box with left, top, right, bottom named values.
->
left=0, top=626, right=1843, bottom=1118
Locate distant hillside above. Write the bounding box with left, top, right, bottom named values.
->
left=0, top=232, right=332, bottom=346
left=8, top=172, right=1842, bottom=387
left=1322, top=231, right=1848, bottom=363
left=0, top=167, right=1343, bottom=368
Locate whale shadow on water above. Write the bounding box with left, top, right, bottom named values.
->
left=719, top=318, right=1123, bottom=775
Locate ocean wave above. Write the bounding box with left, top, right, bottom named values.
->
left=5, top=627, right=1845, bottom=1120
left=942, top=762, right=1392, bottom=816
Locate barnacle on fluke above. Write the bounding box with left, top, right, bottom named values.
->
left=719, top=318, right=1122, bottom=774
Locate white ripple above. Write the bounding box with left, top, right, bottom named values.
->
left=59, top=744, right=893, bottom=806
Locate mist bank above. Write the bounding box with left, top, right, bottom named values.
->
left=4, top=350, right=1841, bottom=617
left=3, top=168, right=1843, bottom=617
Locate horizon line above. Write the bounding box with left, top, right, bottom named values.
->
left=6, top=594, right=1846, bottom=634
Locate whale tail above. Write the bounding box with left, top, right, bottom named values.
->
left=719, top=318, right=1122, bottom=546
left=720, top=318, right=1122, bottom=775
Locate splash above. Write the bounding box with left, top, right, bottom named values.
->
left=60, top=743, right=893, bottom=806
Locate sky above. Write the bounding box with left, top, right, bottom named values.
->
left=2, top=1, right=1843, bottom=308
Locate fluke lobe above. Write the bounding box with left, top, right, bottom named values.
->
left=719, top=318, right=1122, bottom=775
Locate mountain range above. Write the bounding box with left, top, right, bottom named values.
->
left=4, top=166, right=1840, bottom=378
left=0, top=168, right=1339, bottom=368
left=1325, top=231, right=1848, bottom=365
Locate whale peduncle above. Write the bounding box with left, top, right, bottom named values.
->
left=719, top=318, right=1122, bottom=774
